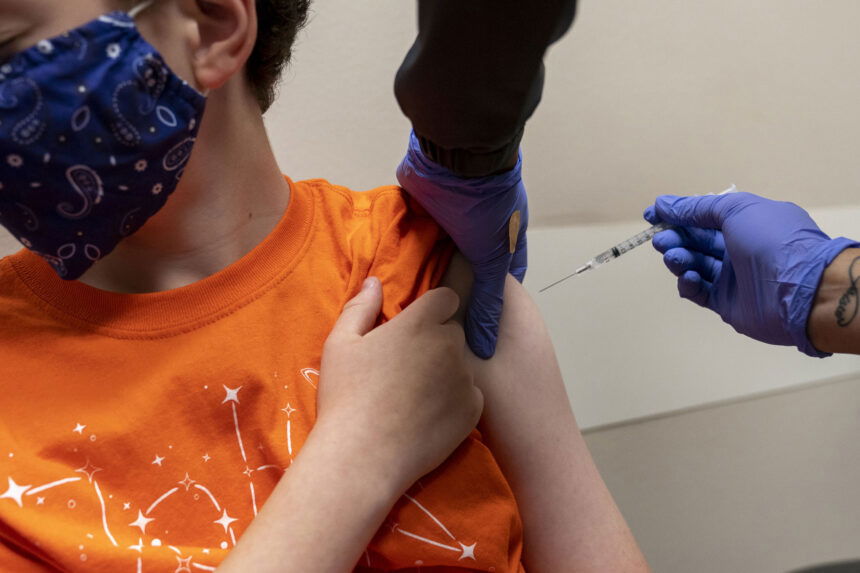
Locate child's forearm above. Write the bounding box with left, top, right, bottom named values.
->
left=215, top=423, right=402, bottom=572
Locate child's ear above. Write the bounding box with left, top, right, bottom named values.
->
left=186, top=0, right=257, bottom=91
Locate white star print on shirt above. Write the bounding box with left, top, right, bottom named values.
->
left=458, top=542, right=477, bottom=561
left=221, top=386, right=241, bottom=404
left=178, top=473, right=195, bottom=491
left=0, top=477, right=31, bottom=507
left=152, top=455, right=165, bottom=466
left=213, top=509, right=238, bottom=533
left=74, top=459, right=103, bottom=483
left=175, top=555, right=193, bottom=571
left=129, top=510, right=155, bottom=535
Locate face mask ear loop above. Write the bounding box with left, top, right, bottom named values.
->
left=128, top=0, right=156, bottom=19
left=126, top=0, right=209, bottom=98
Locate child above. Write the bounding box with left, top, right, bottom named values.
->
left=0, top=1, right=648, bottom=571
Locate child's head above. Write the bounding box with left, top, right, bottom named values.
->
left=0, top=0, right=310, bottom=112
left=0, top=0, right=310, bottom=278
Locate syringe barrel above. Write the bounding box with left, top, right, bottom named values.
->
left=591, top=222, right=673, bottom=266
left=621, top=222, right=672, bottom=252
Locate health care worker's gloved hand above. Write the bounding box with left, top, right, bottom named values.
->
left=397, top=131, right=528, bottom=359
left=644, top=192, right=859, bottom=357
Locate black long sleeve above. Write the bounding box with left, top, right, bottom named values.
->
left=394, top=1, right=577, bottom=177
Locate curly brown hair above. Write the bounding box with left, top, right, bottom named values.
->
left=248, top=0, right=311, bottom=112
left=124, top=0, right=311, bottom=112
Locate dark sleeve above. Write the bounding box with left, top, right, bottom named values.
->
left=394, top=0, right=577, bottom=177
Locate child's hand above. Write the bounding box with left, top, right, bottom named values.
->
left=316, top=276, right=483, bottom=492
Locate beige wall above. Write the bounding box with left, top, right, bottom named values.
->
left=266, top=0, right=860, bottom=226
left=584, top=374, right=860, bottom=573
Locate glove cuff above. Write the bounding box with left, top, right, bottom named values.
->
left=788, top=237, right=860, bottom=358
left=401, top=131, right=524, bottom=198
left=414, top=128, right=524, bottom=179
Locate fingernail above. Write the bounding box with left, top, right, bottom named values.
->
left=362, top=277, right=375, bottom=292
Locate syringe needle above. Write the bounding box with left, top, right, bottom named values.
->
left=538, top=264, right=592, bottom=292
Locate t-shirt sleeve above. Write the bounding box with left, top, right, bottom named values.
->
left=365, top=188, right=456, bottom=322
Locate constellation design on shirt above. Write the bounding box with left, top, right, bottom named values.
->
left=391, top=493, right=478, bottom=562
left=277, top=368, right=316, bottom=463
left=2, top=471, right=120, bottom=548
left=284, top=368, right=480, bottom=566
left=1, top=467, right=230, bottom=570
left=222, top=384, right=264, bottom=517
left=1, top=440, right=232, bottom=570
left=1, top=367, right=483, bottom=570
left=123, top=470, right=235, bottom=572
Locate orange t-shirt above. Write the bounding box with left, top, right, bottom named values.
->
left=0, top=178, right=525, bottom=573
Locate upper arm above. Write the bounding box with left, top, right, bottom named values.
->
left=440, top=254, right=650, bottom=572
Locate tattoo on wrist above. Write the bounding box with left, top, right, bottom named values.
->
left=835, top=257, right=860, bottom=327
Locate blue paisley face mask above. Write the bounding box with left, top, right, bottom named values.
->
left=0, top=1, right=207, bottom=280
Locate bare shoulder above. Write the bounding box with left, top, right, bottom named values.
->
left=439, top=252, right=554, bottom=371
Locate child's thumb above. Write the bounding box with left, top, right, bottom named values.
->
left=331, top=277, right=383, bottom=338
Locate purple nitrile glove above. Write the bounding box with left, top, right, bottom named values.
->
left=643, top=191, right=860, bottom=357
left=397, top=131, right=528, bottom=359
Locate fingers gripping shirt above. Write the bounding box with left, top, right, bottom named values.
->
left=0, top=178, right=526, bottom=573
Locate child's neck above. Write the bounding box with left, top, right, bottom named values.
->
left=79, top=79, right=291, bottom=294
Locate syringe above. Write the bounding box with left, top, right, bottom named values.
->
left=538, top=222, right=672, bottom=292
left=539, top=185, right=737, bottom=293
